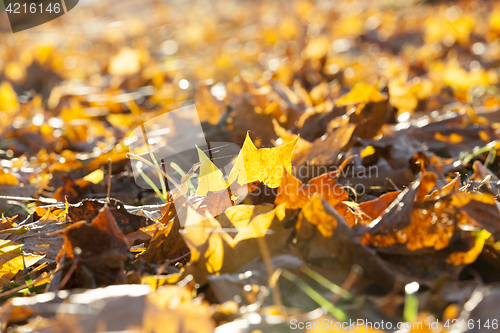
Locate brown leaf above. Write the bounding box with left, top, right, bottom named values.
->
left=68, top=198, right=154, bottom=235
left=359, top=173, right=500, bottom=253
left=292, top=116, right=355, bottom=168
left=55, top=205, right=130, bottom=288
left=350, top=100, right=391, bottom=139
left=52, top=176, right=92, bottom=203
left=415, top=172, right=437, bottom=202
left=407, top=113, right=498, bottom=159
left=357, top=191, right=402, bottom=223
left=295, top=105, right=347, bottom=141
left=0, top=214, right=18, bottom=231
left=275, top=164, right=349, bottom=210
left=9, top=208, right=68, bottom=262
left=140, top=217, right=189, bottom=264
left=360, top=179, right=455, bottom=251
left=126, top=224, right=159, bottom=245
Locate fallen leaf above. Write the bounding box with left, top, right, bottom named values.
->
left=8, top=208, right=68, bottom=262
left=140, top=217, right=188, bottom=264
left=360, top=173, right=500, bottom=252
left=0, top=215, right=18, bottom=231
left=0, top=239, right=43, bottom=287
left=292, top=116, right=355, bottom=168
left=55, top=205, right=130, bottom=288
left=52, top=176, right=92, bottom=203
left=196, top=133, right=298, bottom=196
left=350, top=99, right=391, bottom=139
left=68, top=198, right=154, bottom=235
left=181, top=204, right=292, bottom=284
left=275, top=165, right=349, bottom=210
left=356, top=191, right=402, bottom=224
left=447, top=230, right=491, bottom=265
left=228, top=133, right=299, bottom=189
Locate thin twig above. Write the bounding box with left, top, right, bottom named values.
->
left=329, top=265, right=361, bottom=304
left=386, top=178, right=399, bottom=191
left=107, top=158, right=112, bottom=203
left=59, top=247, right=82, bottom=289
left=156, top=251, right=191, bottom=275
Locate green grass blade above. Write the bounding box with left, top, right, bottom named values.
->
left=170, top=162, right=196, bottom=195
left=138, top=167, right=167, bottom=202
left=403, top=282, right=419, bottom=322
left=299, top=265, right=354, bottom=301
left=148, top=151, right=167, bottom=199
left=281, top=269, right=348, bottom=322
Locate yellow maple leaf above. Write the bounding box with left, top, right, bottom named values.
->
left=196, top=133, right=299, bottom=196
left=228, top=133, right=299, bottom=187
left=196, top=146, right=228, bottom=195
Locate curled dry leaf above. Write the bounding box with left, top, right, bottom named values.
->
left=8, top=208, right=69, bottom=262
left=335, top=83, right=390, bottom=139
left=355, top=191, right=402, bottom=225
left=0, top=215, right=18, bottom=231
left=68, top=198, right=154, bottom=235
left=140, top=217, right=188, bottom=264
left=55, top=205, right=130, bottom=289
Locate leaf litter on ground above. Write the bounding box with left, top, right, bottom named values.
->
left=2, top=0, right=500, bottom=331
